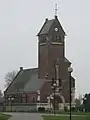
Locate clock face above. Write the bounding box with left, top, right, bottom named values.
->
left=55, top=27, right=58, bottom=31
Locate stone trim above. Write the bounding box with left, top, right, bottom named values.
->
left=51, top=42, right=63, bottom=45
left=40, top=43, right=47, bottom=46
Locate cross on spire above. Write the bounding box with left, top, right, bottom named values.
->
left=55, top=2, right=58, bottom=17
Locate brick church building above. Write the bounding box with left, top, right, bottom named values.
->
left=4, top=15, right=75, bottom=111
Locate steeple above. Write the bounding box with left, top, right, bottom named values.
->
left=55, top=2, right=58, bottom=17
left=38, top=15, right=66, bottom=79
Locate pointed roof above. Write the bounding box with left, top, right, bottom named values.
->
left=37, top=16, right=66, bottom=36
left=37, top=19, right=54, bottom=36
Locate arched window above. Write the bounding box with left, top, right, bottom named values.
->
left=59, top=36, right=61, bottom=42
left=56, top=36, right=62, bottom=42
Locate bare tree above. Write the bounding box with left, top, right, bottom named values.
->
left=0, top=90, right=3, bottom=99
left=5, top=70, right=18, bottom=88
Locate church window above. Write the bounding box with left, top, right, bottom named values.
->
left=59, top=36, right=61, bottom=41
left=43, top=36, right=46, bottom=42
left=32, top=97, right=35, bottom=103
left=59, top=78, right=62, bottom=86
left=40, top=36, right=46, bottom=43
left=56, top=36, right=61, bottom=42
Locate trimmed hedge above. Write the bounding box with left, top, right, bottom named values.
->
left=38, top=107, right=45, bottom=112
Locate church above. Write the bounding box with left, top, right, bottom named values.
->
left=4, top=15, right=75, bottom=112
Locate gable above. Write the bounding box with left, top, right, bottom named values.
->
left=50, top=19, right=66, bottom=36
left=38, top=16, right=66, bottom=36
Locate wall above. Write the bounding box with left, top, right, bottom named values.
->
left=5, top=102, right=76, bottom=112
left=5, top=104, right=37, bottom=112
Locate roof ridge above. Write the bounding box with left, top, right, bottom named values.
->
left=37, top=20, right=47, bottom=36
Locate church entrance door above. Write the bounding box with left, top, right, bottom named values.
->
left=51, top=95, right=63, bottom=110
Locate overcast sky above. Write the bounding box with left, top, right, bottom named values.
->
left=0, top=0, right=90, bottom=97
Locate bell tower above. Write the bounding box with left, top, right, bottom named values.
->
left=37, top=15, right=66, bottom=80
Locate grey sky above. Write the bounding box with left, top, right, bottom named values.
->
left=0, top=0, right=90, bottom=97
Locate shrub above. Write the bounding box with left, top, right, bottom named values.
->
left=38, top=107, right=45, bottom=112
left=64, top=106, right=68, bottom=112
left=71, top=107, right=76, bottom=112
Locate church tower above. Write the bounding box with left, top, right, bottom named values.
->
left=37, top=15, right=75, bottom=103
left=37, top=15, right=69, bottom=80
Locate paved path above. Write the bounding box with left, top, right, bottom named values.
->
left=4, top=113, right=43, bottom=120
left=4, top=112, right=84, bottom=120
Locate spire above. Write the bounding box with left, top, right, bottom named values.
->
left=55, top=2, right=58, bottom=16
left=54, top=1, right=58, bottom=18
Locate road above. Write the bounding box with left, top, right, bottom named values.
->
left=5, top=113, right=43, bottom=120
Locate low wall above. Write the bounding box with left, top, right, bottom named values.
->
left=5, top=102, right=76, bottom=112
left=5, top=104, right=37, bottom=112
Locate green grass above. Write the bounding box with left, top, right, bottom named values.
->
left=43, top=115, right=90, bottom=120
left=45, top=111, right=90, bottom=115
left=0, top=113, right=10, bottom=120
left=56, top=112, right=90, bottom=115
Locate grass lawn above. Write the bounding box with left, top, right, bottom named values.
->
left=43, top=115, right=90, bottom=120
left=0, top=113, right=10, bottom=120
left=48, top=111, right=90, bottom=115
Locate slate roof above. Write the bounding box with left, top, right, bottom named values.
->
left=5, top=58, right=71, bottom=94
left=38, top=19, right=54, bottom=36
left=5, top=57, right=71, bottom=94
left=38, top=16, right=65, bottom=36
left=5, top=68, right=44, bottom=94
